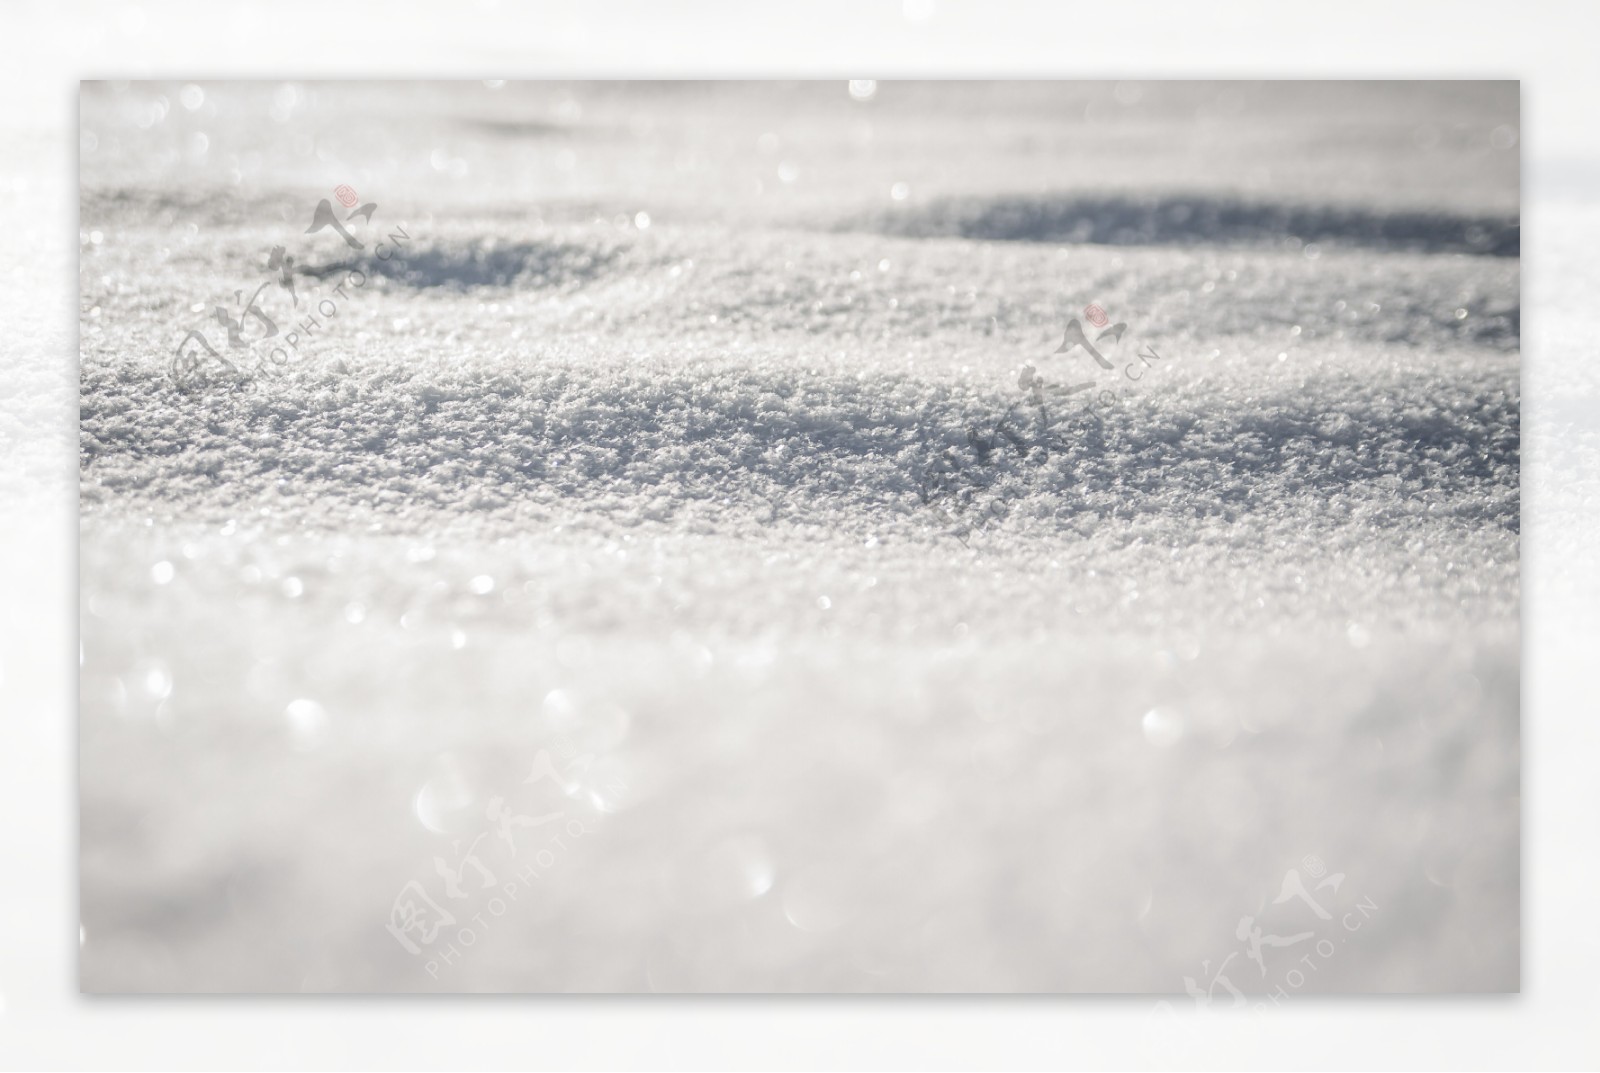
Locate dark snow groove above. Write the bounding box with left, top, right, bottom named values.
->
left=854, top=194, right=1520, bottom=257
left=80, top=363, right=1519, bottom=532
left=297, top=238, right=634, bottom=291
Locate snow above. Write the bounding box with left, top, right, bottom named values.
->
left=77, top=81, right=1519, bottom=992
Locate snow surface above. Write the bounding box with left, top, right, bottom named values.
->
left=78, top=81, right=1519, bottom=992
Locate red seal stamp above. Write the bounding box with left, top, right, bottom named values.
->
left=1084, top=303, right=1109, bottom=329
left=335, top=184, right=359, bottom=208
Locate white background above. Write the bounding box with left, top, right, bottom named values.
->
left=2, top=0, right=1596, bottom=1068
